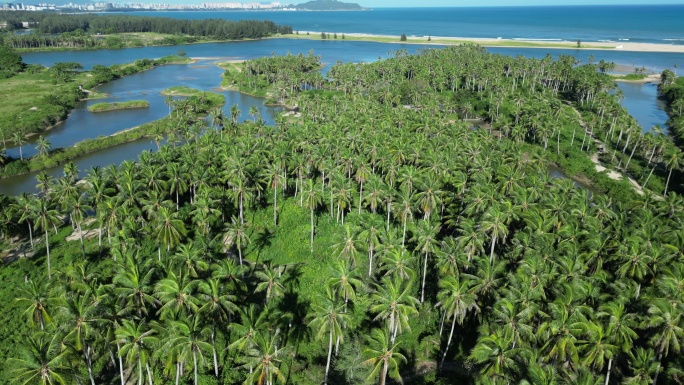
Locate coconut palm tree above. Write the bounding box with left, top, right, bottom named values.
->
left=221, top=216, right=250, bottom=266
left=8, top=332, right=70, bottom=385
left=115, top=320, right=158, bottom=385
left=362, top=328, right=406, bottom=385
left=35, top=136, right=51, bottom=157
left=34, top=197, right=60, bottom=280
left=308, top=286, right=349, bottom=385
left=304, top=178, right=322, bottom=251
left=437, top=274, right=479, bottom=365
left=15, top=280, right=55, bottom=331
left=371, top=276, right=419, bottom=344
left=12, top=132, right=26, bottom=160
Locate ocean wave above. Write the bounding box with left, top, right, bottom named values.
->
left=619, top=38, right=630, bottom=41
left=598, top=40, right=615, bottom=42
left=663, top=38, right=684, bottom=41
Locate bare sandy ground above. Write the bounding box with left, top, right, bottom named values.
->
left=303, top=32, right=684, bottom=54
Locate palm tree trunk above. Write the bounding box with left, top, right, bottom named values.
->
left=653, top=353, right=662, bottom=385
left=273, top=186, right=278, bottom=227
left=175, top=362, right=180, bottom=385
left=664, top=167, right=674, bottom=196
left=45, top=229, right=51, bottom=280
left=78, top=221, right=86, bottom=257
left=193, top=349, right=198, bottom=385
left=421, top=251, right=428, bottom=303
left=380, top=359, right=388, bottom=385
left=644, top=164, right=657, bottom=187
left=402, top=214, right=407, bottom=249
left=310, top=208, right=315, bottom=251
left=368, top=244, right=374, bottom=277
left=146, top=362, right=153, bottom=385
left=441, top=310, right=458, bottom=365
left=489, top=235, right=496, bottom=265
left=358, top=182, right=363, bottom=214
left=138, top=355, right=143, bottom=385
left=27, top=222, right=34, bottom=248
left=324, top=329, right=333, bottom=385
left=212, top=329, right=219, bottom=377
left=604, top=358, right=612, bottom=385
left=117, top=342, right=125, bottom=385
left=85, top=345, right=96, bottom=385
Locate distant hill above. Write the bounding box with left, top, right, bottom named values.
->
left=294, top=0, right=365, bottom=11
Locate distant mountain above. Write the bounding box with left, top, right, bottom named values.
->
left=293, top=0, right=365, bottom=11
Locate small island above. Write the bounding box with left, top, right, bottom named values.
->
left=87, top=100, right=150, bottom=112
left=293, top=0, right=365, bottom=11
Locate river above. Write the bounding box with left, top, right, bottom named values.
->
left=1, top=39, right=677, bottom=195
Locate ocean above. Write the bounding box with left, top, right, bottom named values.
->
left=127, top=5, right=684, bottom=45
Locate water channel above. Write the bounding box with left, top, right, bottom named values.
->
left=1, top=39, right=677, bottom=195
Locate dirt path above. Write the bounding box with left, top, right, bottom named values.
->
left=567, top=104, right=644, bottom=195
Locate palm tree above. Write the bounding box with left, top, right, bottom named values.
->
left=15, top=280, right=54, bottom=331
left=362, top=328, right=407, bottom=385
left=8, top=332, right=70, bottom=385
left=469, top=329, right=520, bottom=382
left=358, top=214, right=383, bottom=277
left=116, top=320, right=158, bottom=385
left=154, top=270, right=199, bottom=321
left=197, top=277, right=238, bottom=377
left=154, top=206, right=187, bottom=259
left=663, top=146, right=682, bottom=196
left=479, top=205, right=510, bottom=265
left=240, top=329, right=288, bottom=385
left=12, top=132, right=26, bottom=160
left=14, top=193, right=36, bottom=249
left=304, top=178, right=322, bottom=251
left=437, top=274, right=479, bottom=365
left=308, top=286, right=350, bottom=385
left=327, top=258, right=363, bottom=310
left=411, top=219, right=440, bottom=303
left=371, top=277, right=419, bottom=344
left=254, top=263, right=286, bottom=304
left=162, top=316, right=213, bottom=385
left=34, top=197, right=60, bottom=280
left=646, top=299, right=684, bottom=385
left=36, top=136, right=51, bottom=157
left=58, top=290, right=101, bottom=385
left=221, top=216, right=250, bottom=265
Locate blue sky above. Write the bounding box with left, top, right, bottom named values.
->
left=353, top=0, right=684, bottom=6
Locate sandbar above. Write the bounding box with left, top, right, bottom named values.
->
left=290, top=32, right=684, bottom=54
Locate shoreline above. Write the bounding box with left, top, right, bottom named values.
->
left=284, top=32, right=684, bottom=54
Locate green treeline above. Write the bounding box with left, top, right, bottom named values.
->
left=660, top=70, right=684, bottom=147
left=222, top=51, right=322, bottom=102
left=0, top=11, right=292, bottom=50
left=1, top=46, right=684, bottom=385
left=88, top=100, right=150, bottom=112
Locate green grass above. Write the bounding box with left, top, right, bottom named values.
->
left=87, top=100, right=150, bottom=112
left=161, top=86, right=205, bottom=96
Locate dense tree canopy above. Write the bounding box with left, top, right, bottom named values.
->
left=0, top=45, right=683, bottom=385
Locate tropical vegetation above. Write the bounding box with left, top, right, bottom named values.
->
left=0, top=45, right=683, bottom=385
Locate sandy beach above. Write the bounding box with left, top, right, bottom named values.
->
left=293, top=32, right=684, bottom=54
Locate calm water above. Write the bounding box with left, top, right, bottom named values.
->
left=21, top=39, right=684, bottom=73
left=617, top=82, right=670, bottom=134
left=126, top=6, right=684, bottom=45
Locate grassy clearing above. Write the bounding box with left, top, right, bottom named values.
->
left=87, top=100, right=150, bottom=112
